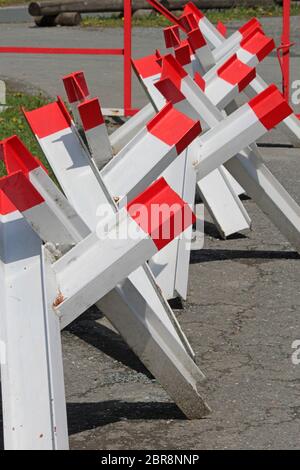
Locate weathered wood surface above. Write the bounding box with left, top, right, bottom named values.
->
left=34, top=12, right=82, bottom=26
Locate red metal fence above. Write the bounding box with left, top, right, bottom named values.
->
left=278, top=0, right=293, bottom=104
left=278, top=0, right=299, bottom=118
left=0, top=0, right=136, bottom=116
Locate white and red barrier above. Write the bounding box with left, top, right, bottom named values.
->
left=183, top=2, right=261, bottom=54
left=133, top=54, right=250, bottom=217
left=194, top=85, right=292, bottom=175
left=24, top=97, right=200, bottom=204
left=0, top=169, right=206, bottom=448
left=1, top=135, right=90, bottom=245
left=156, top=56, right=292, bottom=174
left=151, top=0, right=300, bottom=146
left=109, top=103, right=156, bottom=154
left=186, top=27, right=214, bottom=72
left=200, top=54, right=256, bottom=109
left=133, top=51, right=251, bottom=298
left=78, top=97, right=113, bottom=169
left=54, top=178, right=195, bottom=316
left=62, top=69, right=157, bottom=156
left=164, top=24, right=180, bottom=53
left=182, top=2, right=300, bottom=147
left=133, top=55, right=199, bottom=298
left=101, top=102, right=200, bottom=203
left=156, top=55, right=300, bottom=253
left=164, top=45, right=257, bottom=113
left=24, top=89, right=200, bottom=302
left=1, top=173, right=195, bottom=320
left=0, top=132, right=201, bottom=348
left=21, top=98, right=210, bottom=422
left=1, top=2, right=300, bottom=450
left=62, top=70, right=90, bottom=128
left=0, top=193, right=68, bottom=449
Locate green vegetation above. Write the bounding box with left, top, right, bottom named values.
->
left=82, top=4, right=300, bottom=28
left=0, top=90, right=51, bottom=177
left=0, top=0, right=27, bottom=6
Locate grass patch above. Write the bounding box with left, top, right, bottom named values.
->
left=82, top=5, right=300, bottom=28
left=0, top=0, right=27, bottom=6
left=0, top=89, right=51, bottom=177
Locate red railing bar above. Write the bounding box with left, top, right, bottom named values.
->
left=0, top=47, right=124, bottom=55
left=280, top=0, right=291, bottom=103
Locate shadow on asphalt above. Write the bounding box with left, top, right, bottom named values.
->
left=0, top=389, right=2, bottom=450
left=191, top=248, right=300, bottom=264
left=67, top=400, right=186, bottom=435
left=258, top=142, right=294, bottom=148
left=66, top=310, right=153, bottom=380
left=0, top=394, right=186, bottom=447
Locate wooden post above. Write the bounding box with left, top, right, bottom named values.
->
left=0, top=80, right=6, bottom=114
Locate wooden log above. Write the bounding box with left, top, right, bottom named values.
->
left=132, top=8, right=154, bottom=18
left=34, top=15, right=57, bottom=26
left=34, top=11, right=81, bottom=26
left=55, top=12, right=82, bottom=25
left=28, top=0, right=277, bottom=18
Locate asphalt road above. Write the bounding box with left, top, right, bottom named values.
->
left=0, top=5, right=31, bottom=24
left=0, top=17, right=300, bottom=450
